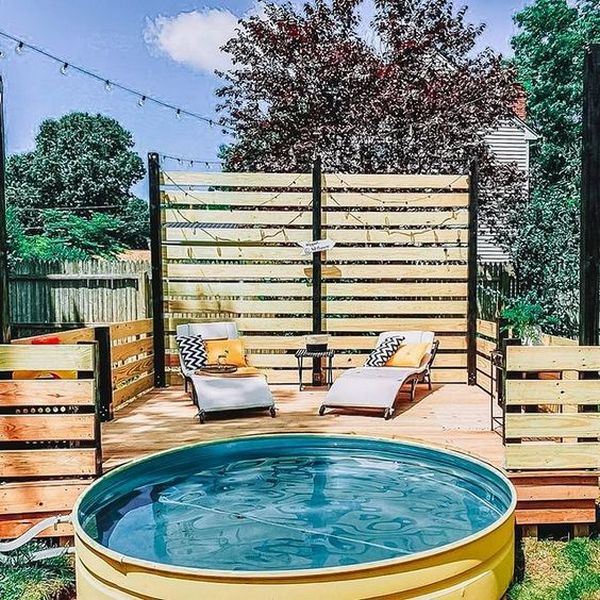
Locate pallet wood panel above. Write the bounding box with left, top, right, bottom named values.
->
left=0, top=344, right=95, bottom=372
left=12, top=327, right=96, bottom=345
left=504, top=345, right=600, bottom=471
left=0, top=343, right=101, bottom=541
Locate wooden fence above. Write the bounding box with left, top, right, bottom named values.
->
left=110, top=319, right=154, bottom=411
left=504, top=345, right=600, bottom=471
left=0, top=344, right=101, bottom=539
left=160, top=170, right=471, bottom=385
left=11, top=319, right=154, bottom=418
left=9, top=259, right=151, bottom=337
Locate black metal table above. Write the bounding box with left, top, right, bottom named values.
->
left=295, top=349, right=335, bottom=391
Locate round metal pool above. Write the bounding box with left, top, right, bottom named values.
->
left=73, top=434, right=516, bottom=599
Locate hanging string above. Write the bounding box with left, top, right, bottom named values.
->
left=0, top=29, right=232, bottom=131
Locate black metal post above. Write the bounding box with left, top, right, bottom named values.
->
left=580, top=45, right=600, bottom=346
left=312, top=156, right=323, bottom=386
left=94, top=326, right=114, bottom=421
left=148, top=152, right=166, bottom=387
left=0, top=77, right=10, bottom=343
left=467, top=159, right=479, bottom=385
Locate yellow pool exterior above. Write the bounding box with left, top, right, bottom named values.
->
left=73, top=437, right=517, bottom=600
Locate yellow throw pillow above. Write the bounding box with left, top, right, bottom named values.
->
left=385, top=342, right=430, bottom=368
left=204, top=339, right=248, bottom=367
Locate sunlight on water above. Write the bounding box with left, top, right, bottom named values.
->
left=82, top=438, right=511, bottom=572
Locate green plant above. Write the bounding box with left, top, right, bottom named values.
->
left=0, top=543, right=75, bottom=600
left=501, top=296, right=556, bottom=343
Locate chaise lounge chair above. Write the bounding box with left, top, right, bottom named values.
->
left=319, top=331, right=439, bottom=420
left=176, top=322, right=276, bottom=423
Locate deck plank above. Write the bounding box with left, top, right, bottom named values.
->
left=102, top=384, right=504, bottom=470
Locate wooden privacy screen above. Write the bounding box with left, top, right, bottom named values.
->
left=161, top=170, right=470, bottom=385
left=110, top=319, right=154, bottom=410
left=505, top=345, right=600, bottom=470
left=0, top=344, right=101, bottom=539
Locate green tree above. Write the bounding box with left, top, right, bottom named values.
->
left=6, top=112, right=149, bottom=258
left=510, top=0, right=600, bottom=335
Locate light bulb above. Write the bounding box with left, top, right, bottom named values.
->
left=15, top=41, right=24, bottom=54
left=60, top=62, right=69, bottom=75
left=104, top=80, right=112, bottom=92
left=176, top=108, right=182, bottom=119
left=138, top=95, right=146, bottom=107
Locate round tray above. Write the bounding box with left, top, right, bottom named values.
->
left=196, top=364, right=238, bottom=375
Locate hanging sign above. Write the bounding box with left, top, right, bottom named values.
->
left=298, top=239, right=336, bottom=255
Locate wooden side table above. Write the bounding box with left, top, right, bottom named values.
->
left=294, top=349, right=335, bottom=391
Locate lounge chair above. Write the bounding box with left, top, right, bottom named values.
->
left=176, top=322, right=276, bottom=423
left=320, top=331, right=439, bottom=420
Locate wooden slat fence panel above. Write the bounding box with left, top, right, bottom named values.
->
left=161, top=170, right=470, bottom=384
left=9, top=259, right=151, bottom=337
left=109, top=319, right=154, bottom=410
left=504, top=345, right=599, bottom=471
left=0, top=344, right=101, bottom=539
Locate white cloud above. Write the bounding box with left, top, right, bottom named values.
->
left=145, top=9, right=239, bottom=74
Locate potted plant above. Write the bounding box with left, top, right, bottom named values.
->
left=500, top=297, right=547, bottom=346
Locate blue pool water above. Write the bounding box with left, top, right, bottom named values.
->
left=79, top=435, right=514, bottom=572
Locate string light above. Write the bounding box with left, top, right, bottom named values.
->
left=138, top=95, right=146, bottom=108
left=0, top=28, right=233, bottom=131
left=0, top=49, right=5, bottom=59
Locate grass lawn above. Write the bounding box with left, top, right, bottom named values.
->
left=509, top=538, right=600, bottom=600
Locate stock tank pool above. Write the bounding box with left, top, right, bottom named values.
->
left=73, top=434, right=516, bottom=599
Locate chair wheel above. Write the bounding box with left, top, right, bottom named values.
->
left=269, top=406, right=277, bottom=418
left=384, top=408, right=394, bottom=420
left=318, top=405, right=326, bottom=416
left=198, top=410, right=206, bottom=424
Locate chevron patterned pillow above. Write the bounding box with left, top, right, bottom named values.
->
left=176, top=334, right=208, bottom=373
left=365, top=336, right=405, bottom=367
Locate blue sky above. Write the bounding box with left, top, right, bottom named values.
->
left=0, top=0, right=527, bottom=198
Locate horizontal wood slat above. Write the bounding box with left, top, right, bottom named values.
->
left=110, top=318, right=153, bottom=341
left=506, top=346, right=600, bottom=371
left=12, top=327, right=96, bottom=345
left=166, top=334, right=466, bottom=351
left=165, top=209, right=469, bottom=228
left=112, top=356, right=154, bottom=387
left=166, top=299, right=467, bottom=316
left=165, top=281, right=467, bottom=298
left=506, top=379, right=600, bottom=405
left=506, top=414, right=600, bottom=438
left=0, top=480, right=89, bottom=515
left=506, top=444, right=600, bottom=470
left=0, top=415, right=95, bottom=442
left=166, top=263, right=469, bottom=281
left=0, top=515, right=74, bottom=539
left=163, top=191, right=469, bottom=208
left=477, top=319, right=497, bottom=339
left=322, top=173, right=469, bottom=189
left=0, top=380, right=95, bottom=406
left=0, top=344, right=95, bottom=371
left=162, top=171, right=312, bottom=188
left=165, top=245, right=468, bottom=262
left=165, top=228, right=467, bottom=245
left=0, top=449, right=98, bottom=477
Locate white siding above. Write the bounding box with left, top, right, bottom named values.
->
left=484, top=121, right=530, bottom=172
left=479, top=119, right=536, bottom=262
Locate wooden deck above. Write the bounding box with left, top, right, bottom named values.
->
left=98, top=382, right=600, bottom=532
left=103, top=383, right=504, bottom=470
